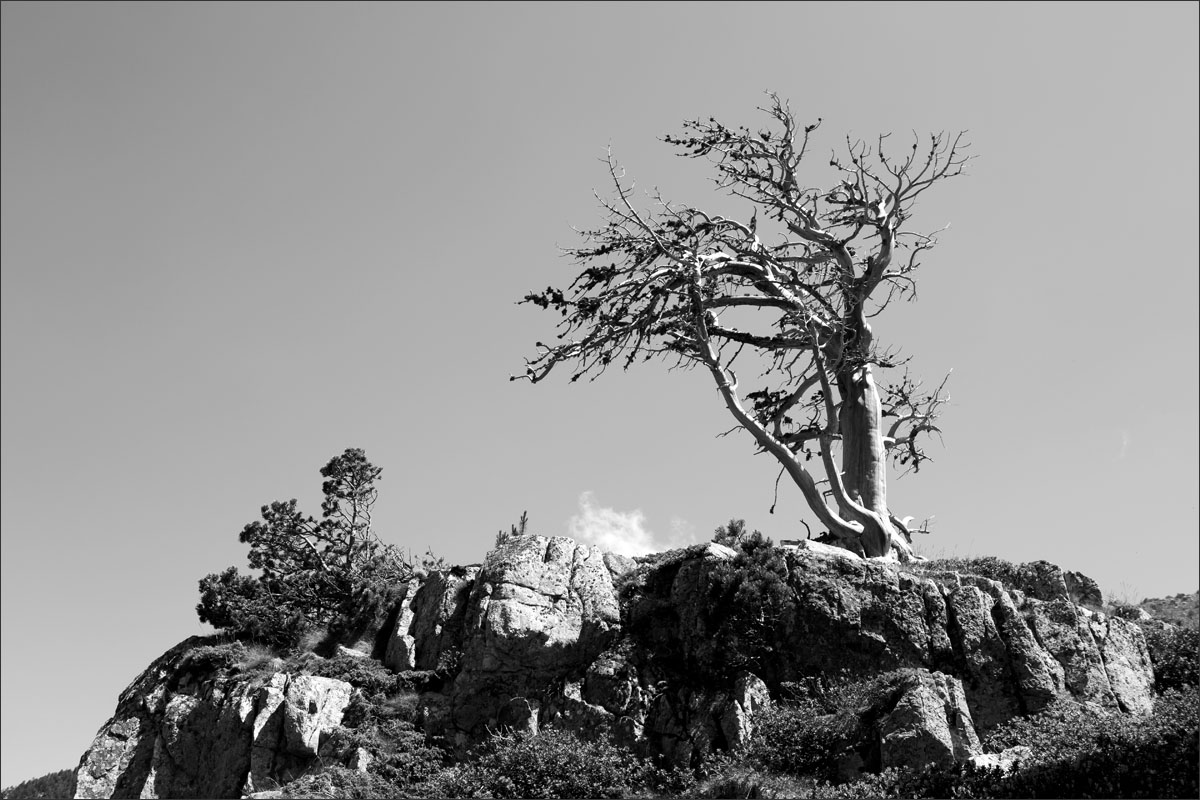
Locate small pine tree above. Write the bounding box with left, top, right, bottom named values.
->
left=494, top=510, right=529, bottom=548
left=197, top=449, right=415, bottom=645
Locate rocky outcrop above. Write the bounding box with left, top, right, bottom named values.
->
left=383, top=568, right=477, bottom=672
left=244, top=674, right=352, bottom=794
left=74, top=641, right=351, bottom=799
left=1086, top=607, right=1155, bottom=714
left=449, top=536, right=626, bottom=737
left=77, top=540, right=1158, bottom=796
left=879, top=670, right=980, bottom=771
left=378, top=538, right=1155, bottom=760
left=1064, top=571, right=1104, bottom=608
left=721, top=672, right=772, bottom=750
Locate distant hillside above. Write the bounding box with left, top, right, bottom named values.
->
left=1141, top=591, right=1200, bottom=628
left=0, top=769, right=74, bottom=800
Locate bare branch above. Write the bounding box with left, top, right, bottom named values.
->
left=517, top=97, right=967, bottom=558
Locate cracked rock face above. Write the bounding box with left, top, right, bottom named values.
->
left=383, top=570, right=477, bottom=673
left=451, top=536, right=624, bottom=735
left=879, top=670, right=980, bottom=771
left=388, top=541, right=1155, bottom=755
left=73, top=641, right=351, bottom=800
left=77, top=543, right=1157, bottom=796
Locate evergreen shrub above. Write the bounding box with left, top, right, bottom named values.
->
left=1143, top=624, right=1200, bottom=693
left=430, top=728, right=693, bottom=798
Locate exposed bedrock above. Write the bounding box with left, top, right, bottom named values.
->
left=76, top=538, right=1155, bottom=796
left=74, top=639, right=351, bottom=799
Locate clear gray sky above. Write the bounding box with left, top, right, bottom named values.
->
left=2, top=1, right=1196, bottom=786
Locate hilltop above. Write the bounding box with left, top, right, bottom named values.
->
left=36, top=526, right=1195, bottom=799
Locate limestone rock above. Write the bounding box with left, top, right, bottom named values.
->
left=940, top=584, right=1017, bottom=729
left=624, top=547, right=1156, bottom=736
left=383, top=570, right=477, bottom=672
left=282, top=676, right=352, bottom=758
left=986, top=587, right=1064, bottom=714
left=348, top=747, right=372, bottom=773
left=1026, top=599, right=1118, bottom=709
left=582, top=648, right=641, bottom=716
left=719, top=672, right=771, bottom=750
left=76, top=543, right=1159, bottom=793
left=1089, top=611, right=1155, bottom=714
left=75, top=638, right=209, bottom=799
left=784, top=538, right=864, bottom=561
left=497, top=697, right=540, bottom=735
left=1006, top=560, right=1073, bottom=604
left=879, top=670, right=980, bottom=771
left=1064, top=571, right=1104, bottom=608
left=381, top=578, right=423, bottom=671
left=602, top=551, right=637, bottom=578
left=450, top=535, right=622, bottom=735
left=73, top=640, right=352, bottom=799
left=75, top=716, right=149, bottom=799
left=970, top=744, right=1032, bottom=774
left=245, top=673, right=353, bottom=793
left=702, top=541, right=739, bottom=560
left=140, top=684, right=258, bottom=799
left=645, top=686, right=730, bottom=767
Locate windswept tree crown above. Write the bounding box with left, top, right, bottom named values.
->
left=516, top=95, right=969, bottom=560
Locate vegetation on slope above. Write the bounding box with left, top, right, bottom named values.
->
left=1140, top=591, right=1200, bottom=629
left=46, top=484, right=1194, bottom=800
left=0, top=770, right=75, bottom=800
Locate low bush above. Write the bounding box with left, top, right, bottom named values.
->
left=196, top=449, right=425, bottom=651
left=273, top=765, right=406, bottom=799
left=741, top=669, right=914, bottom=784
left=691, top=757, right=816, bottom=799
left=744, top=700, right=858, bottom=782
left=429, top=728, right=693, bottom=798
left=181, top=641, right=249, bottom=674
left=1140, top=591, right=1200, bottom=629
left=864, top=686, right=1200, bottom=799
left=700, top=521, right=796, bottom=683
left=1143, top=624, right=1200, bottom=693
left=237, top=641, right=281, bottom=671
left=719, top=675, right=1198, bottom=799
left=979, top=686, right=1200, bottom=799
left=394, top=669, right=444, bottom=693
left=332, top=685, right=447, bottom=788
left=307, top=652, right=399, bottom=695
left=196, top=566, right=308, bottom=648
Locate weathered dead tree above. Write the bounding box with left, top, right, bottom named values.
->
left=515, top=95, right=968, bottom=560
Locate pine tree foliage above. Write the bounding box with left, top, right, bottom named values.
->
left=197, top=448, right=411, bottom=645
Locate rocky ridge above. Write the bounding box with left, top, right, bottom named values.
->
left=75, top=640, right=353, bottom=799
left=74, top=535, right=1157, bottom=798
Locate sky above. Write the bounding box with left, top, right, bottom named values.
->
left=2, top=1, right=1197, bottom=787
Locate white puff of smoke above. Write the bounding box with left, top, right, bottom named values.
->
left=567, top=491, right=695, bottom=557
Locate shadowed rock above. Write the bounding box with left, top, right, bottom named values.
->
left=76, top=544, right=1157, bottom=796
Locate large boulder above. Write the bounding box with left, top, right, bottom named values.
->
left=622, top=546, right=1156, bottom=733
left=244, top=674, right=352, bottom=794
left=450, top=535, right=625, bottom=736
left=1087, top=608, right=1155, bottom=714
left=378, top=535, right=632, bottom=742
left=879, top=670, right=980, bottom=771
left=1025, top=598, right=1120, bottom=709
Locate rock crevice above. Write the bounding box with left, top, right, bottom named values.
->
left=75, top=541, right=1157, bottom=797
